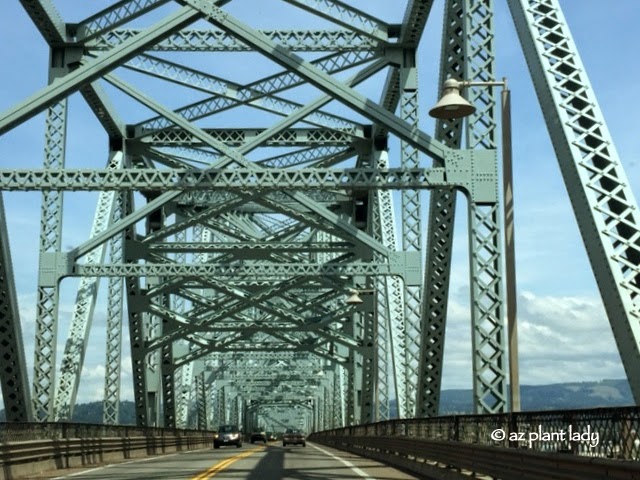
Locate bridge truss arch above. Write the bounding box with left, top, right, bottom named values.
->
left=0, top=0, right=638, bottom=427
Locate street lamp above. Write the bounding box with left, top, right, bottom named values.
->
left=345, top=288, right=375, bottom=305
left=429, top=78, right=520, bottom=412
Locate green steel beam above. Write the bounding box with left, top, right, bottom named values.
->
left=147, top=241, right=353, bottom=253
left=87, top=29, right=381, bottom=52
left=121, top=54, right=362, bottom=134
left=137, top=128, right=362, bottom=146
left=73, top=0, right=173, bottom=41
left=185, top=2, right=450, bottom=162
left=0, top=167, right=446, bottom=191
left=281, top=0, right=392, bottom=42
left=0, top=5, right=204, bottom=136
left=416, top=0, right=465, bottom=418
left=0, top=194, right=32, bottom=422
left=134, top=50, right=380, bottom=136
left=65, top=261, right=420, bottom=283
left=19, top=0, right=67, bottom=44
left=508, top=0, right=640, bottom=402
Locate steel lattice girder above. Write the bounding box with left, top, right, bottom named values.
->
left=2, top=2, right=490, bottom=424
left=507, top=0, right=640, bottom=401
left=88, top=29, right=382, bottom=52
left=1, top=0, right=637, bottom=428
left=0, top=167, right=446, bottom=190
left=416, top=0, right=464, bottom=419
left=0, top=194, right=32, bottom=422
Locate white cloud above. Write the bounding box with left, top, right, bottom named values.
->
left=440, top=289, right=625, bottom=391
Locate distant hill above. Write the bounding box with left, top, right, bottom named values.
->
left=0, top=400, right=137, bottom=424
left=1, top=379, right=635, bottom=423
left=70, top=400, right=137, bottom=424
left=434, top=378, right=633, bottom=415
left=389, top=379, right=633, bottom=416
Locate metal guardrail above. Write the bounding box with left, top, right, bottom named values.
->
left=310, top=407, right=640, bottom=479
left=313, top=406, right=640, bottom=459
left=310, top=435, right=640, bottom=480
left=0, top=422, right=215, bottom=480
left=0, top=422, right=213, bottom=442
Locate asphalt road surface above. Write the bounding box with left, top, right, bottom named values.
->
left=42, top=442, right=422, bottom=480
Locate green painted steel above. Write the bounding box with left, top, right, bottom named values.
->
left=416, top=0, right=465, bottom=419
left=0, top=0, right=637, bottom=428
left=32, top=99, right=67, bottom=422
left=0, top=194, right=32, bottom=422
left=507, top=0, right=640, bottom=402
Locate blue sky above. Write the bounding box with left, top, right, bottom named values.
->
left=0, top=0, right=638, bottom=408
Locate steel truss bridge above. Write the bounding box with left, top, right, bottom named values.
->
left=0, top=0, right=639, bottom=442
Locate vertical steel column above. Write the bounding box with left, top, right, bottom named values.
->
left=177, top=224, right=211, bottom=427
left=463, top=0, right=507, bottom=414
left=0, top=193, right=31, bottom=422
left=230, top=393, right=240, bottom=426
left=217, top=384, right=227, bottom=425
left=373, top=261, right=391, bottom=421
left=339, top=364, right=347, bottom=426
left=372, top=149, right=407, bottom=420
left=359, top=306, right=376, bottom=423
left=358, top=185, right=378, bottom=424
left=103, top=187, right=125, bottom=425
left=322, top=385, right=330, bottom=430
left=32, top=91, right=67, bottom=421
left=344, top=321, right=361, bottom=425
left=124, top=189, right=152, bottom=426
left=161, top=332, right=177, bottom=428
left=176, top=353, right=195, bottom=428
left=467, top=201, right=507, bottom=413
left=172, top=221, right=187, bottom=314
left=196, top=371, right=207, bottom=430
left=209, top=380, right=218, bottom=428
left=166, top=221, right=186, bottom=427
left=144, top=302, right=161, bottom=427
left=145, top=199, right=165, bottom=426
left=160, top=222, right=178, bottom=428
left=55, top=152, right=122, bottom=421
left=416, top=0, right=466, bottom=418
left=399, top=59, right=423, bottom=418
left=324, top=369, right=333, bottom=429
left=507, top=0, right=640, bottom=403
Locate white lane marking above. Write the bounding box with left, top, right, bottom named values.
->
left=50, top=447, right=206, bottom=479
left=311, top=443, right=378, bottom=479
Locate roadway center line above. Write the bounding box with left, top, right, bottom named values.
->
left=311, top=444, right=378, bottom=480
left=191, top=445, right=265, bottom=480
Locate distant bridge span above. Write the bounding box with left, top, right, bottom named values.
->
left=0, top=3, right=638, bottom=470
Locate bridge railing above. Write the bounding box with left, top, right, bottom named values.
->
left=313, top=406, right=640, bottom=460
left=0, top=421, right=210, bottom=442
left=310, top=407, right=640, bottom=480
left=0, top=422, right=215, bottom=480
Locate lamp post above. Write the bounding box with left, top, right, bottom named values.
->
left=429, top=78, right=520, bottom=412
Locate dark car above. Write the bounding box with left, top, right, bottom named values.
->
left=214, top=424, right=243, bottom=448
left=283, top=428, right=306, bottom=447
left=251, top=428, right=267, bottom=444
left=266, top=431, right=277, bottom=441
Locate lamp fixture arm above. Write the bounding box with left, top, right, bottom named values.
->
left=457, top=78, right=508, bottom=90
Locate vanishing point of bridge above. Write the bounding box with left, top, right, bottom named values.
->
left=0, top=0, right=639, bottom=478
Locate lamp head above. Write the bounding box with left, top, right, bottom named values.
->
left=429, top=79, right=476, bottom=119
left=345, top=292, right=363, bottom=305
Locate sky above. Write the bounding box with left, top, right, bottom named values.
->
left=0, top=0, right=638, bottom=411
